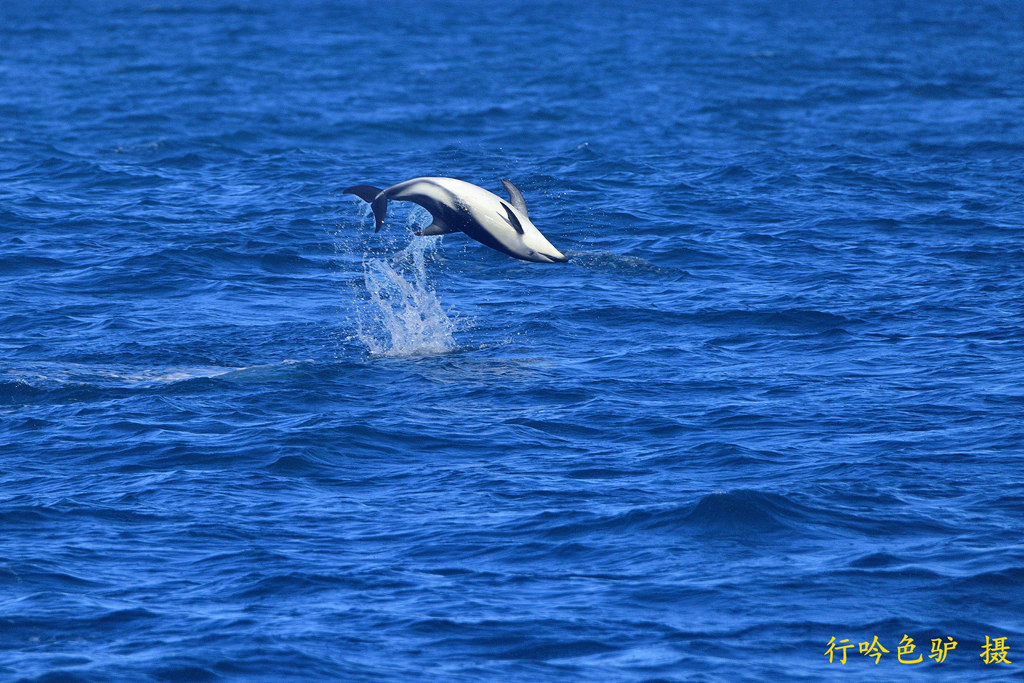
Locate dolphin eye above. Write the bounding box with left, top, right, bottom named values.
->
left=499, top=202, right=525, bottom=235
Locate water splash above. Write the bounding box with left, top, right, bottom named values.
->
left=349, top=203, right=459, bottom=357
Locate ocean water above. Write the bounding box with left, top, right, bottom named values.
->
left=2, top=0, right=1023, bottom=680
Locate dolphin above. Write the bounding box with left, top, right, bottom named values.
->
left=344, top=177, right=568, bottom=264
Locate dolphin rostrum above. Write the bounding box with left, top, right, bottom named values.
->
left=344, top=177, right=568, bottom=264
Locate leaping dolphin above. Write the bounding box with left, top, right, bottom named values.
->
left=344, top=177, right=568, bottom=264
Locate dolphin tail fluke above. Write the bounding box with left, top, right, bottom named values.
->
left=343, top=185, right=382, bottom=203
left=344, top=184, right=388, bottom=232
left=370, top=193, right=388, bottom=232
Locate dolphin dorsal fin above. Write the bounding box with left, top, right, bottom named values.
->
left=500, top=179, right=528, bottom=216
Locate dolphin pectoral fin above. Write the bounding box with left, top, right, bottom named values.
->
left=499, top=202, right=525, bottom=234
left=414, top=222, right=457, bottom=237
left=500, top=179, right=528, bottom=215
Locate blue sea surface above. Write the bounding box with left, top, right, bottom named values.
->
left=2, top=0, right=1023, bottom=680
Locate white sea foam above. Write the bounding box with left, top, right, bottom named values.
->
left=5, top=360, right=310, bottom=388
